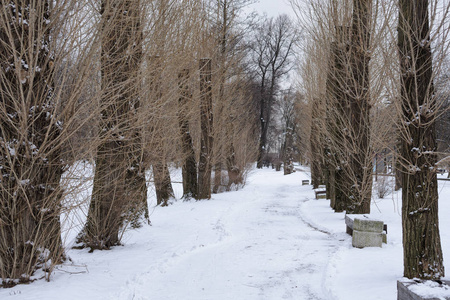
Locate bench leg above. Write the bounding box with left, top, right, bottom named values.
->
left=346, top=226, right=353, bottom=235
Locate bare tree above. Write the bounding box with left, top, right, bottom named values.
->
left=177, top=68, right=198, bottom=199
left=79, top=0, right=147, bottom=250
left=198, top=58, right=214, bottom=199
left=346, top=0, right=373, bottom=213
left=397, top=0, right=447, bottom=280
left=294, top=0, right=395, bottom=213
left=147, top=56, right=175, bottom=207
left=251, top=14, right=297, bottom=168
left=0, top=0, right=97, bottom=284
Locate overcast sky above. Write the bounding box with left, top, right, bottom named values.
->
left=247, top=0, right=295, bottom=18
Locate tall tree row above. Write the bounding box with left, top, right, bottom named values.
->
left=295, top=0, right=393, bottom=213
left=0, top=0, right=270, bottom=285
left=295, top=0, right=450, bottom=281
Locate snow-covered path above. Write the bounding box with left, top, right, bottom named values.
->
left=113, top=169, right=341, bottom=300
left=1, top=165, right=416, bottom=300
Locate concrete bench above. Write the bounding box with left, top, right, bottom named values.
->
left=345, top=214, right=387, bottom=248
left=302, top=180, right=309, bottom=186
left=314, top=185, right=326, bottom=199
left=314, top=190, right=326, bottom=199
left=398, top=279, right=450, bottom=300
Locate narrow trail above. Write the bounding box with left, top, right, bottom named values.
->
left=114, top=169, right=342, bottom=300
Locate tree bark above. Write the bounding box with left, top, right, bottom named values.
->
left=326, top=30, right=351, bottom=212
left=395, top=143, right=403, bottom=191
left=398, top=0, right=444, bottom=279
left=0, top=0, right=65, bottom=282
left=226, top=143, right=243, bottom=190
left=153, top=162, right=174, bottom=206
left=125, top=23, right=148, bottom=223
left=146, top=55, right=175, bottom=207
left=198, top=58, right=213, bottom=200
left=282, top=119, right=294, bottom=175
left=348, top=0, right=373, bottom=214
left=177, top=69, right=198, bottom=200
left=81, top=0, right=146, bottom=250
left=310, top=97, right=323, bottom=188
left=257, top=87, right=269, bottom=169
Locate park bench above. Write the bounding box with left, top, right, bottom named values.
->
left=345, top=214, right=387, bottom=248
left=397, top=278, right=450, bottom=300
left=314, top=185, right=326, bottom=199
left=302, top=180, right=309, bottom=186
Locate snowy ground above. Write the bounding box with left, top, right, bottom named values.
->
left=2, top=165, right=450, bottom=299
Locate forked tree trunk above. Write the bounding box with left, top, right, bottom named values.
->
left=177, top=69, right=198, bottom=199
left=0, top=0, right=65, bottom=283
left=81, top=0, right=146, bottom=250
left=198, top=58, right=213, bottom=200
left=398, top=0, right=444, bottom=280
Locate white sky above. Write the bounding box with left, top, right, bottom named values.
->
left=247, top=0, right=296, bottom=18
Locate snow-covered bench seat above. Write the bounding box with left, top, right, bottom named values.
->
left=314, top=185, right=326, bottom=199
left=397, top=278, right=450, bottom=300
left=302, top=180, right=309, bottom=186
left=345, top=214, right=387, bottom=248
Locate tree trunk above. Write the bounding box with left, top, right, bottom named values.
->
left=328, top=165, right=336, bottom=209
left=125, top=27, right=148, bottom=224
left=81, top=0, right=145, bottom=250
left=226, top=143, right=243, bottom=190
left=213, top=163, right=222, bottom=193
left=310, top=97, right=323, bottom=188
left=125, top=113, right=149, bottom=225
left=145, top=55, right=175, bottom=207
left=177, top=69, right=198, bottom=200
left=257, top=76, right=267, bottom=169
left=398, top=0, right=444, bottom=280
left=283, top=120, right=294, bottom=175
left=213, top=0, right=228, bottom=191
left=326, top=29, right=351, bottom=212
left=0, top=0, right=65, bottom=282
left=198, top=58, right=213, bottom=200
left=153, top=162, right=175, bottom=206
left=257, top=105, right=268, bottom=170
left=395, top=145, right=403, bottom=191
left=348, top=0, right=373, bottom=214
